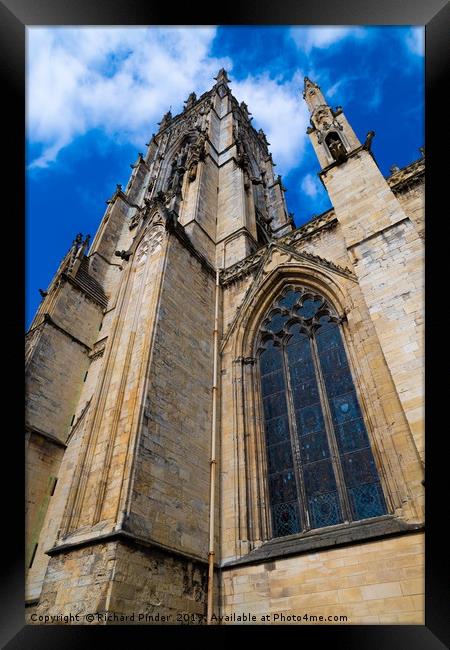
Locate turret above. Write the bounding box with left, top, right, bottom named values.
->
left=303, top=76, right=361, bottom=168
left=302, top=75, right=424, bottom=463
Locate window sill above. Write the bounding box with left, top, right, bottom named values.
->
left=222, top=516, right=424, bottom=568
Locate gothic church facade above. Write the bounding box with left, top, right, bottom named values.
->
left=25, top=70, right=424, bottom=624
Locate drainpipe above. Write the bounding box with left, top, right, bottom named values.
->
left=207, top=267, right=220, bottom=624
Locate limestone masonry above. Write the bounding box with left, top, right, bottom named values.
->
left=25, top=70, right=424, bottom=625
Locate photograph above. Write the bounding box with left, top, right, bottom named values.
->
left=4, top=0, right=443, bottom=638
left=24, top=24, right=428, bottom=628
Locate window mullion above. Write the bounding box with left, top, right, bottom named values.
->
left=310, top=332, right=352, bottom=524
left=281, top=339, right=309, bottom=532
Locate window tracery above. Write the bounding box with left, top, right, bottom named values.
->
left=258, top=286, right=387, bottom=538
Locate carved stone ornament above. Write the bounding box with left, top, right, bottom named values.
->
left=362, top=130, right=376, bottom=151
left=217, top=84, right=227, bottom=98
left=188, top=161, right=198, bottom=183
left=158, top=111, right=172, bottom=131
left=258, top=286, right=341, bottom=347
left=263, top=248, right=292, bottom=275
left=214, top=68, right=231, bottom=84
left=235, top=138, right=250, bottom=171
left=257, top=129, right=269, bottom=147
left=315, top=107, right=330, bottom=125
left=328, top=138, right=347, bottom=163
left=129, top=211, right=142, bottom=230
left=240, top=101, right=252, bottom=120
left=114, top=249, right=131, bottom=261
left=186, top=132, right=207, bottom=183
left=135, top=228, right=164, bottom=265
left=184, top=92, right=197, bottom=111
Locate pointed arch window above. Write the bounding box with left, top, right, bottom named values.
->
left=258, top=286, right=387, bottom=538
left=325, top=131, right=347, bottom=163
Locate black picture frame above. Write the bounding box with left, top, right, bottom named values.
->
left=3, top=0, right=448, bottom=647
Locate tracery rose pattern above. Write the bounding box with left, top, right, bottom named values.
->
left=135, top=228, right=164, bottom=265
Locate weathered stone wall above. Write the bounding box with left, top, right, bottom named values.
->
left=89, top=195, right=130, bottom=267
left=26, top=324, right=90, bottom=442
left=87, top=253, right=123, bottom=306
left=26, top=281, right=103, bottom=443
left=27, top=542, right=116, bottom=622
left=296, top=219, right=353, bottom=271
left=26, top=223, right=167, bottom=606
left=217, top=160, right=246, bottom=244
left=60, top=226, right=168, bottom=534
left=320, top=151, right=424, bottom=460
left=25, top=276, right=105, bottom=592
left=25, top=434, right=64, bottom=570
left=27, top=227, right=218, bottom=612
left=179, top=152, right=218, bottom=263
left=222, top=274, right=255, bottom=335
left=220, top=531, right=424, bottom=624
left=351, top=219, right=424, bottom=459
left=393, top=181, right=424, bottom=238
left=27, top=540, right=208, bottom=624
left=26, top=399, right=94, bottom=602
left=126, top=232, right=216, bottom=559
left=108, top=542, right=207, bottom=623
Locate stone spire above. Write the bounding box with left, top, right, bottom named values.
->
left=239, top=101, right=252, bottom=121
left=183, top=91, right=197, bottom=111
left=302, top=76, right=361, bottom=168
left=158, top=110, right=172, bottom=131
left=303, top=76, right=327, bottom=113
left=214, top=68, right=231, bottom=85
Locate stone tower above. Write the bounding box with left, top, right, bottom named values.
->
left=26, top=71, right=425, bottom=625
left=303, top=76, right=424, bottom=460
left=25, top=69, right=293, bottom=620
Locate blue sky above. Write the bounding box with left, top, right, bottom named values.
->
left=26, top=26, right=424, bottom=328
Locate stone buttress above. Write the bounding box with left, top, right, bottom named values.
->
left=25, top=69, right=293, bottom=621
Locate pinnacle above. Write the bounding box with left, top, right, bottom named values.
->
left=304, top=76, right=318, bottom=88
left=214, top=68, right=231, bottom=84
left=303, top=76, right=320, bottom=97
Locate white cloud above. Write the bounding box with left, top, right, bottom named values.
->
left=232, top=71, right=310, bottom=173
left=301, top=173, right=320, bottom=198
left=290, top=26, right=366, bottom=53
left=26, top=27, right=230, bottom=168
left=405, top=27, right=424, bottom=56
left=26, top=27, right=313, bottom=176
left=326, top=80, right=343, bottom=98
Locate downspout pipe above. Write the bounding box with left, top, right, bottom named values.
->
left=207, top=268, right=220, bottom=624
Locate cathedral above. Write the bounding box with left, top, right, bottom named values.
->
left=25, top=69, right=424, bottom=625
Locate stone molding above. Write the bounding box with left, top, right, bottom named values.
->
left=47, top=528, right=211, bottom=568
left=220, top=214, right=354, bottom=286
left=222, top=517, right=424, bottom=568
left=388, top=158, right=425, bottom=194
left=25, top=423, right=67, bottom=449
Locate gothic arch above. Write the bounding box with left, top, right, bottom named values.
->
left=156, top=129, right=202, bottom=193
left=244, top=142, right=261, bottom=179
left=133, top=225, right=165, bottom=267
left=232, top=261, right=352, bottom=362
left=224, top=261, right=401, bottom=548
left=126, top=208, right=168, bottom=261
left=324, top=131, right=347, bottom=163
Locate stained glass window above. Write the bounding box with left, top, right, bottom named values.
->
left=258, top=287, right=387, bottom=538
left=260, top=341, right=301, bottom=536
